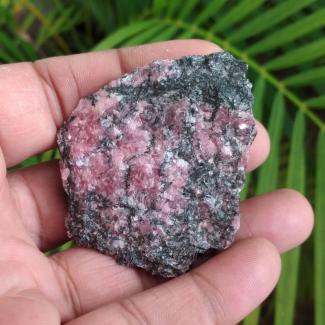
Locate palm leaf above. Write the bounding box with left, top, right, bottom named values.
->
left=243, top=92, right=285, bottom=325
left=252, top=76, right=266, bottom=122
left=36, top=7, right=58, bottom=45
left=0, top=48, right=15, bottom=63
left=4, top=2, right=325, bottom=322
left=315, top=131, right=325, bottom=325
left=122, top=22, right=167, bottom=47
left=177, top=30, right=194, bottom=39
left=153, top=0, right=166, bottom=16
left=166, top=0, right=180, bottom=18
left=243, top=307, right=260, bottom=325
left=265, top=38, right=325, bottom=71
left=228, top=0, right=316, bottom=43
left=275, top=111, right=306, bottom=325
left=21, top=155, right=40, bottom=167
left=305, top=96, right=325, bottom=109
left=283, top=67, right=325, bottom=87
left=21, top=0, right=72, bottom=54
left=247, top=6, right=325, bottom=55
left=0, top=29, right=28, bottom=61
left=0, top=3, right=37, bottom=63
left=256, top=92, right=285, bottom=195
left=178, top=0, right=201, bottom=20
left=193, top=0, right=227, bottom=26
left=211, top=0, right=266, bottom=33
left=92, top=20, right=156, bottom=51
left=150, top=25, right=179, bottom=43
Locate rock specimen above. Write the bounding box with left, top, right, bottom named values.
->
left=57, top=52, right=257, bottom=277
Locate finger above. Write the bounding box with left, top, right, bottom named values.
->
left=0, top=146, right=35, bottom=244
left=246, top=120, right=270, bottom=173
left=0, top=40, right=222, bottom=167
left=49, top=247, right=165, bottom=322
left=7, top=160, right=68, bottom=251
left=0, top=289, right=60, bottom=325
left=8, top=160, right=310, bottom=255
left=44, top=188, right=311, bottom=318
left=65, top=238, right=280, bottom=325
left=236, top=188, right=314, bottom=253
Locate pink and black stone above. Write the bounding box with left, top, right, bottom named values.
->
left=57, top=52, right=257, bottom=277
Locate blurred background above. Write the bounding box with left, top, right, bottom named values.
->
left=1, top=0, right=324, bottom=324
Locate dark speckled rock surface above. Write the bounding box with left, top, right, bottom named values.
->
left=57, top=52, right=257, bottom=277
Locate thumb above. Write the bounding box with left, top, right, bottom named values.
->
left=0, top=288, right=60, bottom=325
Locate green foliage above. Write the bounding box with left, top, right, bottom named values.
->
left=305, top=96, right=325, bottom=109
left=256, top=92, right=285, bottom=195
left=315, top=131, right=325, bottom=325
left=283, top=67, right=325, bottom=87
left=1, top=0, right=324, bottom=323
left=243, top=307, right=261, bottom=325
left=275, top=111, right=306, bottom=325
left=265, top=38, right=325, bottom=71
left=227, top=0, right=316, bottom=43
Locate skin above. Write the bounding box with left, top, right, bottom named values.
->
left=0, top=40, right=314, bottom=325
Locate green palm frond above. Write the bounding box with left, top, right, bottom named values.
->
left=0, top=3, right=38, bottom=63
left=305, top=96, right=325, bottom=109
left=283, top=67, right=325, bottom=87
left=315, top=131, right=325, bottom=325
left=256, top=92, right=285, bottom=195
left=4, top=0, right=325, bottom=323
left=275, top=111, right=306, bottom=325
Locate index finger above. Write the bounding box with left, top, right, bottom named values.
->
left=0, top=40, right=222, bottom=167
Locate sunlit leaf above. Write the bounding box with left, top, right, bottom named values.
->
left=20, top=39, right=38, bottom=61
left=54, top=148, right=60, bottom=159
left=36, top=8, right=57, bottom=45
left=275, top=111, right=305, bottom=325
left=49, top=6, right=76, bottom=36
left=0, top=47, right=15, bottom=63
left=305, top=96, right=325, bottom=108
left=0, top=30, right=28, bottom=61
left=252, top=76, right=265, bottom=122
left=194, top=0, right=227, bottom=26
left=243, top=307, right=260, bottom=325
left=256, top=92, right=285, bottom=195
left=21, top=155, right=40, bottom=167
left=178, top=0, right=200, bottom=19
left=315, top=130, right=325, bottom=325
left=122, top=22, right=166, bottom=47
left=228, top=0, right=316, bottom=43
left=0, top=4, right=15, bottom=31
left=265, top=38, right=325, bottom=71
left=40, top=150, right=54, bottom=162
left=153, top=0, right=166, bottom=16
left=21, top=11, right=37, bottom=31
left=92, top=20, right=156, bottom=51
left=211, top=0, right=266, bottom=33
left=242, top=88, right=282, bottom=325
left=283, top=67, right=325, bottom=87
left=247, top=7, right=325, bottom=55
left=177, top=30, right=193, bottom=39
left=150, top=25, right=179, bottom=43
left=166, top=0, right=180, bottom=18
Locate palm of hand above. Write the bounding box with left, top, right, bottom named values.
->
left=0, top=40, right=313, bottom=325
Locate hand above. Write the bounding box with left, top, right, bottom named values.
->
left=0, top=40, right=313, bottom=325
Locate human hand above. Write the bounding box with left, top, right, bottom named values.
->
left=0, top=40, right=313, bottom=325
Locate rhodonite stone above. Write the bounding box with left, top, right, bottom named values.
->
left=57, top=52, right=257, bottom=277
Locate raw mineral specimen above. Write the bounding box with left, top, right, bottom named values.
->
left=57, top=52, right=257, bottom=277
